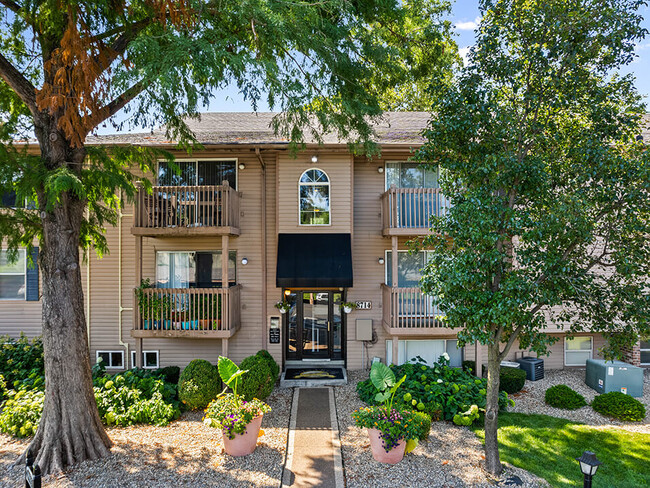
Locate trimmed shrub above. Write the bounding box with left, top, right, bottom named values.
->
left=592, top=392, right=646, bottom=422
left=499, top=367, right=526, bottom=394
left=178, top=359, right=220, bottom=410
left=545, top=384, right=587, bottom=410
left=411, top=410, right=433, bottom=440
left=0, top=388, right=44, bottom=437
left=155, top=366, right=181, bottom=386
left=238, top=355, right=275, bottom=401
left=255, top=350, right=280, bottom=382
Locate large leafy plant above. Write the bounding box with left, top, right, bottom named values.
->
left=369, top=361, right=406, bottom=414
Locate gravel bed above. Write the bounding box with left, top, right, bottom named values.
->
left=336, top=370, right=548, bottom=488
left=0, top=386, right=292, bottom=488
left=509, top=368, right=650, bottom=432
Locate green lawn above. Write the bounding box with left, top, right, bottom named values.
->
left=471, top=413, right=650, bottom=488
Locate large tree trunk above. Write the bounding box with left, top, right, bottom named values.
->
left=484, top=342, right=502, bottom=475
left=23, top=130, right=112, bottom=475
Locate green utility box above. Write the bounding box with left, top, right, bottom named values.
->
left=585, top=359, right=644, bottom=397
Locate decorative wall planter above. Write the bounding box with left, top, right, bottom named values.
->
left=367, top=428, right=406, bottom=464
left=222, top=415, right=263, bottom=457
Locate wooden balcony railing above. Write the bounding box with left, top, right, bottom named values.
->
left=131, top=285, right=241, bottom=338
left=380, top=187, right=448, bottom=236
left=132, top=182, right=241, bottom=236
left=381, top=284, right=450, bottom=336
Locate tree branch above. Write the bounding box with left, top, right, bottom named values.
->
left=0, top=0, right=21, bottom=13
left=88, top=80, right=146, bottom=129
left=97, top=19, right=152, bottom=73
left=0, top=51, right=37, bottom=113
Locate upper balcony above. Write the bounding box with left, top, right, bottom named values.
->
left=381, top=284, right=454, bottom=336
left=131, top=285, right=241, bottom=339
left=380, top=187, right=448, bottom=237
left=132, top=183, right=241, bottom=237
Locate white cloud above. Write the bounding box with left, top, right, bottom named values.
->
left=455, top=17, right=481, bottom=31
left=459, top=46, right=471, bottom=64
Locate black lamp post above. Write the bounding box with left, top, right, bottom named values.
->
left=576, top=451, right=602, bottom=488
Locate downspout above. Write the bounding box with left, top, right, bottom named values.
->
left=256, top=148, right=268, bottom=350
left=118, top=195, right=133, bottom=363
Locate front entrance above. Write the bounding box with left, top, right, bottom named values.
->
left=285, top=290, right=344, bottom=361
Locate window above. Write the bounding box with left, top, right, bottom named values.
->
left=386, top=339, right=462, bottom=367
left=157, top=160, right=237, bottom=189
left=131, top=350, right=160, bottom=369
left=299, top=169, right=330, bottom=225
left=565, top=337, right=592, bottom=366
left=0, top=250, right=26, bottom=300
left=385, top=162, right=439, bottom=190
left=156, top=251, right=236, bottom=288
left=641, top=339, right=650, bottom=365
left=96, top=350, right=124, bottom=369
left=385, top=250, right=432, bottom=287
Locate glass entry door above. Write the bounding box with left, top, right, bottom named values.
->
left=285, top=290, right=343, bottom=360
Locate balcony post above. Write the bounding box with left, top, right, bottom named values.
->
left=392, top=335, right=399, bottom=366
left=134, top=232, right=143, bottom=368
left=391, top=236, right=398, bottom=288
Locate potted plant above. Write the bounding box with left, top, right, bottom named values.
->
left=351, top=361, right=420, bottom=464
left=135, top=279, right=172, bottom=329
left=341, top=301, right=357, bottom=313
left=274, top=300, right=291, bottom=314
left=203, top=356, right=271, bottom=456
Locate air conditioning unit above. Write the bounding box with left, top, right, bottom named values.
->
left=516, top=357, right=544, bottom=381
left=585, top=359, right=643, bottom=397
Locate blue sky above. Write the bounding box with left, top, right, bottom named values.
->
left=103, top=1, right=650, bottom=133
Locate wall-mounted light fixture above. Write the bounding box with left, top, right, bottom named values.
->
left=238, top=163, right=246, bottom=170
left=311, top=155, right=318, bottom=163
left=241, top=257, right=248, bottom=265
left=377, top=167, right=384, bottom=174
left=284, top=289, right=292, bottom=296
left=378, top=257, right=385, bottom=265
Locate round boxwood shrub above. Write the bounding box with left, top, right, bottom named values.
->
left=178, top=359, right=220, bottom=410
left=499, top=367, right=526, bottom=394
left=545, top=384, right=587, bottom=410
left=592, top=391, right=646, bottom=422
left=255, top=350, right=280, bottom=382
left=238, top=355, right=274, bottom=401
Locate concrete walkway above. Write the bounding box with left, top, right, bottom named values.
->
left=282, top=388, right=344, bottom=488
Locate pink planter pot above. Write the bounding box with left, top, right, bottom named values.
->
left=367, top=428, right=406, bottom=464
left=222, top=415, right=263, bottom=457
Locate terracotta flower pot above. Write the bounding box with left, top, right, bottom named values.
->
left=222, top=415, right=263, bottom=457
left=367, top=428, right=406, bottom=464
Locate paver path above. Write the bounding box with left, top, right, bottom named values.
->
left=282, top=387, right=344, bottom=488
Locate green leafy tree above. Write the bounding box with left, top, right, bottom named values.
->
left=417, top=0, right=649, bottom=475
left=0, top=0, right=452, bottom=474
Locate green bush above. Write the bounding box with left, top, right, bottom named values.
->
left=592, top=392, right=646, bottom=422
left=357, top=356, right=512, bottom=421
left=155, top=366, right=181, bottom=385
left=178, top=359, right=220, bottom=410
left=255, top=350, right=280, bottom=382
left=500, top=367, right=526, bottom=394
left=0, top=374, right=6, bottom=400
left=545, top=384, right=587, bottom=410
left=410, top=410, right=432, bottom=440
left=238, top=355, right=275, bottom=401
left=0, top=334, right=44, bottom=387
left=0, top=389, right=44, bottom=437
left=462, top=360, right=476, bottom=375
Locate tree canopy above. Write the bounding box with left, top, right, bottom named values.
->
left=417, top=0, right=649, bottom=475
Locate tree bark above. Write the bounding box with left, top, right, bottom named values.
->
left=22, top=126, right=112, bottom=475
left=484, top=341, right=502, bottom=476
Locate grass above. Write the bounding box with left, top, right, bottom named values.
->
left=471, top=412, right=650, bottom=488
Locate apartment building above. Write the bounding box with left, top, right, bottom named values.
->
left=1, top=112, right=647, bottom=372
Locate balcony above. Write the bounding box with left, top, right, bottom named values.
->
left=132, top=183, right=241, bottom=237
left=131, top=285, right=241, bottom=339
left=380, top=187, right=448, bottom=236
left=381, top=284, right=451, bottom=336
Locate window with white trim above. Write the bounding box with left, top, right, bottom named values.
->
left=96, top=350, right=125, bottom=369
left=0, top=250, right=26, bottom=300
left=131, top=350, right=160, bottom=369
left=385, top=339, right=462, bottom=367
left=565, top=337, right=592, bottom=366
left=155, top=251, right=236, bottom=288
left=299, top=169, right=330, bottom=225
left=641, top=339, right=650, bottom=365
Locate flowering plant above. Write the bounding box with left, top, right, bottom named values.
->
left=203, top=356, right=271, bottom=439
left=204, top=394, right=271, bottom=439
left=352, top=406, right=421, bottom=451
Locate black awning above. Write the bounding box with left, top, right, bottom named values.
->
left=276, top=233, right=353, bottom=288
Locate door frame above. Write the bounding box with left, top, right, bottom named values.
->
left=283, top=289, right=346, bottom=362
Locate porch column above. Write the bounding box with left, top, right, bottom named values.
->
left=391, top=236, right=398, bottom=288
left=475, top=341, right=482, bottom=378
left=392, top=335, right=399, bottom=366
left=222, top=339, right=229, bottom=358
left=221, top=235, right=230, bottom=288
left=134, top=233, right=143, bottom=368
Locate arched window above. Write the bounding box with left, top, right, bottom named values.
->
left=299, top=169, right=330, bottom=225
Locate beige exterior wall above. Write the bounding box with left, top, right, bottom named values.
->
left=0, top=146, right=630, bottom=372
